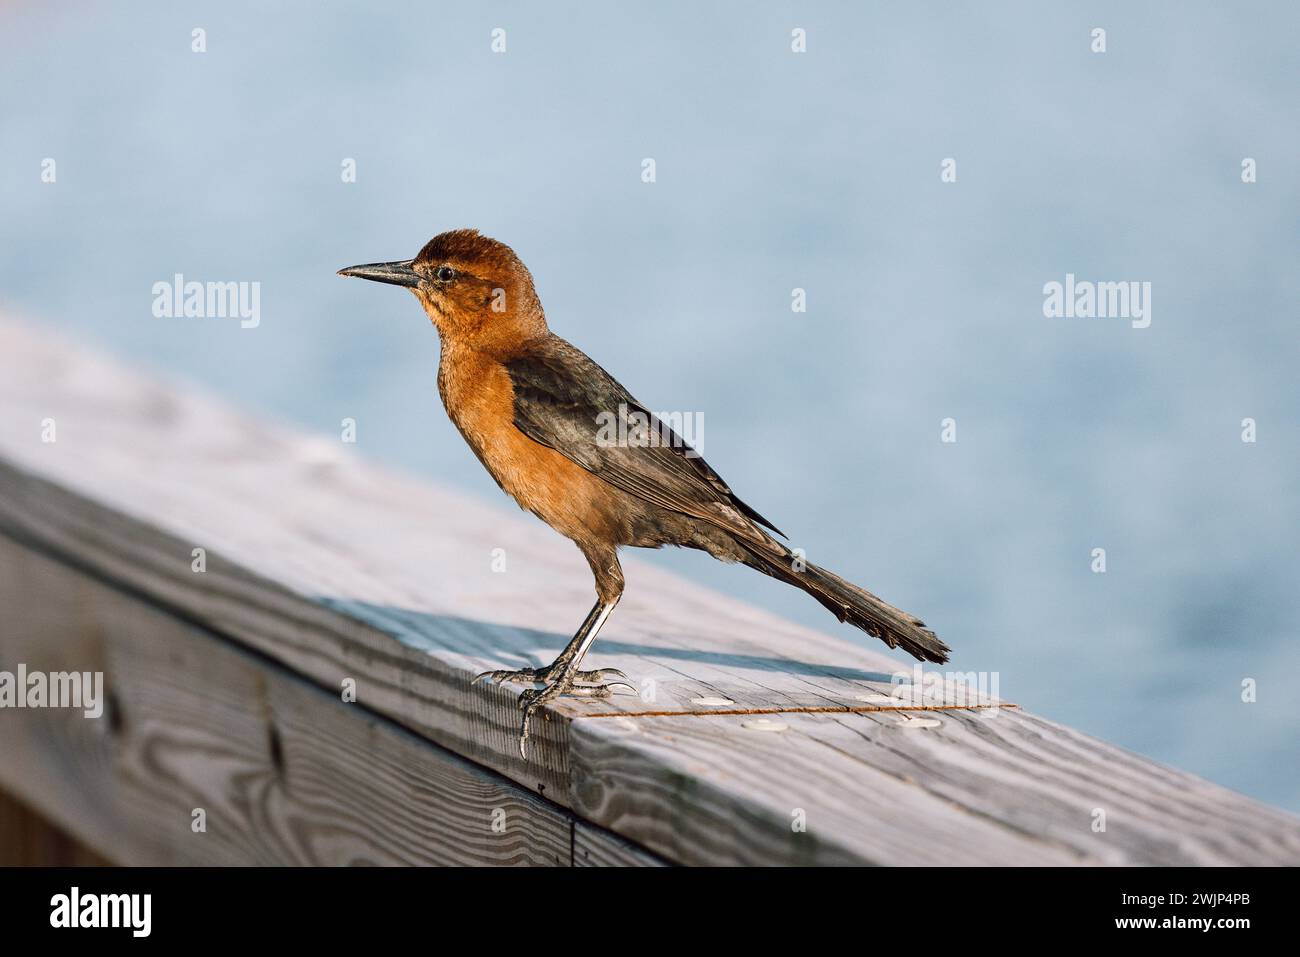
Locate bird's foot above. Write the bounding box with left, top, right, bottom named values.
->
left=473, top=665, right=630, bottom=687
left=512, top=671, right=638, bottom=759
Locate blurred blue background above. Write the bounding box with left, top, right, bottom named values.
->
left=2, top=2, right=1297, bottom=810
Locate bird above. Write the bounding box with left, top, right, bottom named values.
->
left=339, top=229, right=949, bottom=756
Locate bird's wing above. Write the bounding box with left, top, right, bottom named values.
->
left=505, top=337, right=784, bottom=542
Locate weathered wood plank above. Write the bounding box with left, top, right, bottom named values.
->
left=0, top=537, right=659, bottom=865
left=566, top=711, right=1082, bottom=865
left=566, top=707, right=1300, bottom=865
left=1, top=316, right=1297, bottom=865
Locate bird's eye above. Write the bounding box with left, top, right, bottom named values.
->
left=436, top=265, right=456, bottom=282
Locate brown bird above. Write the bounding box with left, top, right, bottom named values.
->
left=339, top=229, right=949, bottom=755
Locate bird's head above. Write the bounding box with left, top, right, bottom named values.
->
left=338, top=229, right=547, bottom=351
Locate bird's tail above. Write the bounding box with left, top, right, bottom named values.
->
left=734, top=538, right=950, bottom=664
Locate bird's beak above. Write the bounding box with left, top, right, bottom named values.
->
left=337, top=260, right=421, bottom=288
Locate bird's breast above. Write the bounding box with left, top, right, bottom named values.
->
left=437, top=349, right=625, bottom=543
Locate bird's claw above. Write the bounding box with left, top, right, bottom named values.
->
left=509, top=673, right=640, bottom=758
left=473, top=665, right=629, bottom=687
left=473, top=667, right=543, bottom=686
left=575, top=667, right=630, bottom=684
left=517, top=686, right=550, bottom=758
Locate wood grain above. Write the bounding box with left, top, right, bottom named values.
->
left=568, top=708, right=1300, bottom=865
left=0, top=538, right=660, bottom=865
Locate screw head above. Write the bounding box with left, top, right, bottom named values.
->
left=892, top=714, right=941, bottom=729
left=855, top=693, right=895, bottom=704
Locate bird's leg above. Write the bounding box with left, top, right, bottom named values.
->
left=472, top=601, right=630, bottom=687
left=474, top=544, right=631, bottom=757
left=514, top=596, right=630, bottom=756
left=472, top=598, right=635, bottom=757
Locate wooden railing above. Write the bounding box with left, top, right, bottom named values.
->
left=0, top=316, right=1296, bottom=865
